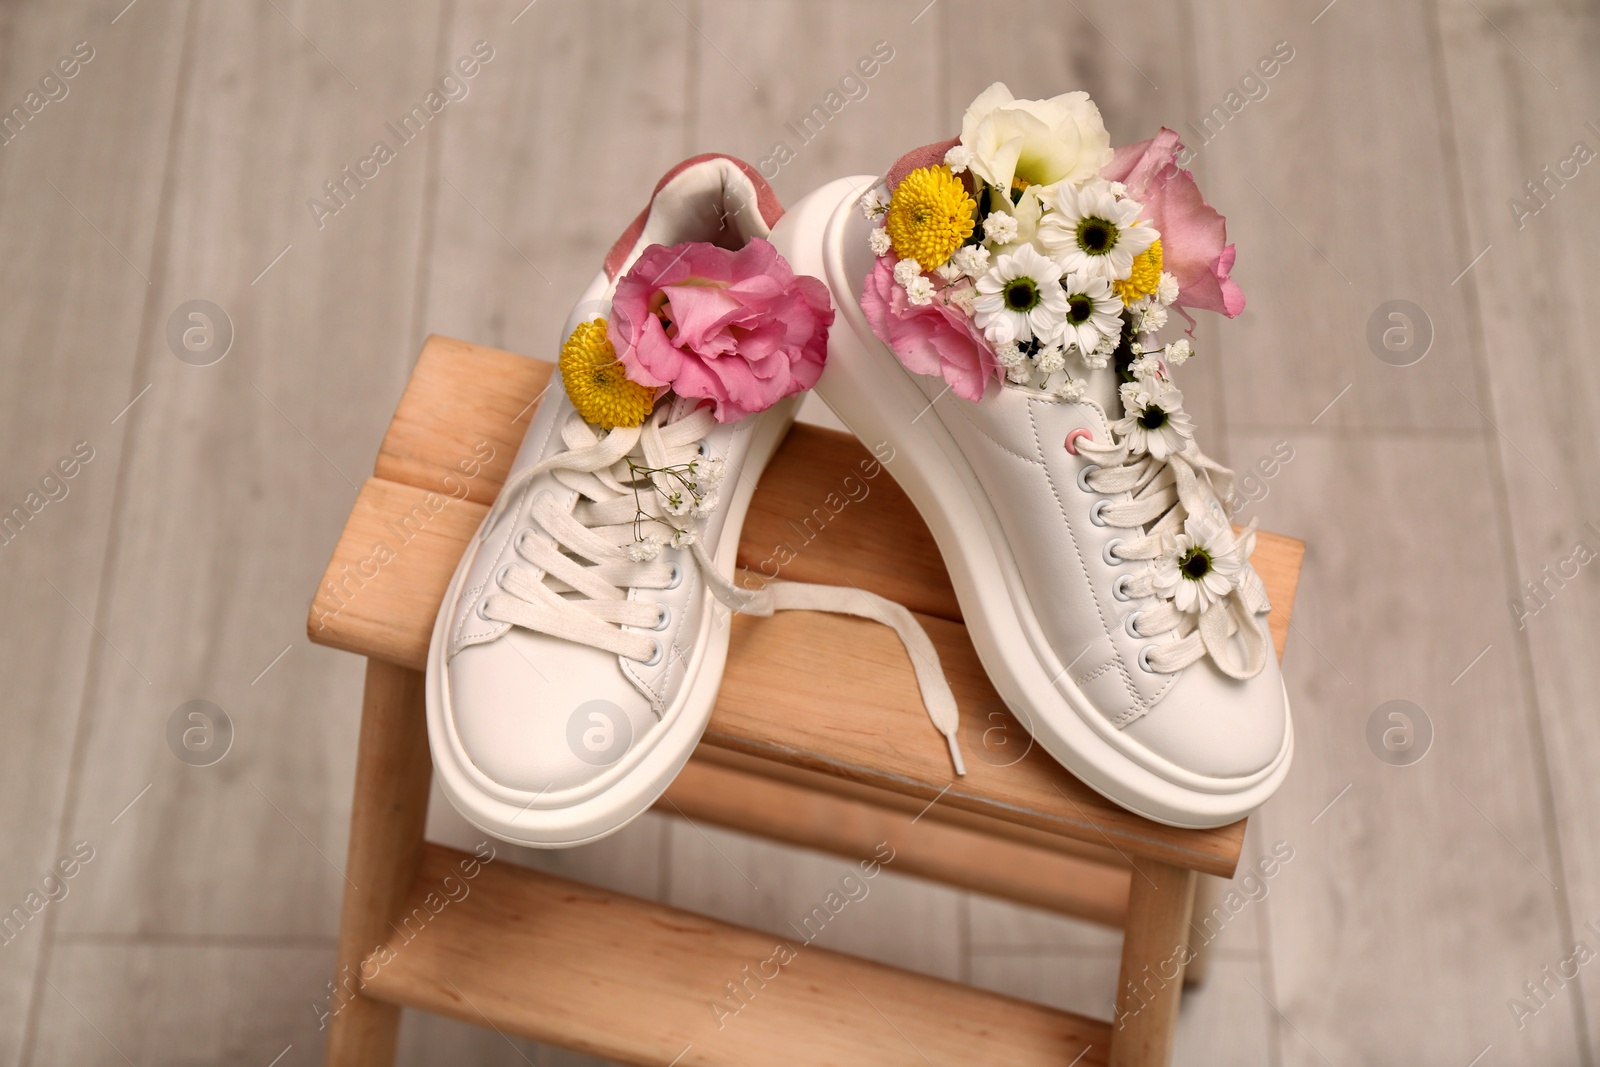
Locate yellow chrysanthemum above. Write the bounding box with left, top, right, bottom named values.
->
left=1113, top=238, right=1163, bottom=305
left=886, top=165, right=976, bottom=269
left=560, top=319, right=655, bottom=429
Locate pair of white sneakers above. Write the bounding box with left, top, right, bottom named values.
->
left=427, top=91, right=1291, bottom=846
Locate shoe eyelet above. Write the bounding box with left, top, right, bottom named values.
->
left=1076, top=465, right=1100, bottom=494
left=1112, top=574, right=1133, bottom=602
left=666, top=562, right=682, bottom=590
left=1102, top=538, right=1125, bottom=566
left=1124, top=610, right=1144, bottom=639
left=1138, top=645, right=1158, bottom=674
left=697, top=440, right=710, bottom=458
left=639, top=638, right=664, bottom=667
left=476, top=600, right=493, bottom=622
left=1064, top=428, right=1094, bottom=455
left=1090, top=499, right=1110, bottom=527
left=650, top=604, right=671, bottom=631
left=494, top=562, right=514, bottom=589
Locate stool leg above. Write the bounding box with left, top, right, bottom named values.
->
left=1182, top=874, right=1223, bottom=987
left=325, top=661, right=433, bottom=1067
left=1109, top=861, right=1197, bottom=1067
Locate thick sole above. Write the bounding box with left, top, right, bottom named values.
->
left=426, top=387, right=799, bottom=849
left=780, top=177, right=1292, bottom=829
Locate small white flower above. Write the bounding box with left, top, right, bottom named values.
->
left=1005, top=364, right=1032, bottom=384
left=973, top=244, right=1069, bottom=346
left=905, top=276, right=936, bottom=305
left=1166, top=338, right=1193, bottom=365
left=663, top=490, right=693, bottom=517
left=935, top=262, right=964, bottom=283
left=982, top=211, right=1018, bottom=244
left=1128, top=352, right=1162, bottom=379
left=1055, top=376, right=1087, bottom=401
left=628, top=536, right=665, bottom=562
left=670, top=527, right=698, bottom=549
left=943, top=144, right=972, bottom=174
left=893, top=258, right=924, bottom=288
left=859, top=185, right=889, bottom=221
left=1114, top=378, right=1195, bottom=460
left=1036, top=345, right=1066, bottom=373
left=1129, top=340, right=1143, bottom=355
left=692, top=490, right=720, bottom=518
left=1057, top=270, right=1124, bottom=358
left=1081, top=346, right=1110, bottom=370
left=1137, top=302, right=1168, bottom=333
left=949, top=244, right=991, bottom=278
left=946, top=285, right=977, bottom=315
left=995, top=340, right=1026, bottom=368
left=694, top=456, right=726, bottom=486
left=1107, top=181, right=1128, bottom=198
left=1156, top=272, right=1180, bottom=306
left=1153, top=516, right=1243, bottom=614
left=869, top=227, right=893, bottom=256
left=1037, top=179, right=1159, bottom=283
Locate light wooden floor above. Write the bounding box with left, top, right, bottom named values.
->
left=1, top=1, right=1595, bottom=1064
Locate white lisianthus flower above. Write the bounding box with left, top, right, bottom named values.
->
left=958, top=82, right=1113, bottom=194
left=973, top=244, right=1069, bottom=347
left=869, top=227, right=893, bottom=256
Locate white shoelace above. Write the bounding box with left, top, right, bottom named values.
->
left=1076, top=432, right=1270, bottom=680
left=477, top=405, right=967, bottom=775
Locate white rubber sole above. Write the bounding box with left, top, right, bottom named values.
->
left=425, top=394, right=798, bottom=849
left=781, top=177, right=1293, bottom=829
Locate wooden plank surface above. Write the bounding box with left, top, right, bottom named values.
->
left=362, top=843, right=1113, bottom=1067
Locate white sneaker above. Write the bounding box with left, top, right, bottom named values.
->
left=428, top=156, right=961, bottom=847
left=772, top=87, right=1292, bottom=828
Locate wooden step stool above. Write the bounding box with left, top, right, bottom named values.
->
left=307, top=336, right=1304, bottom=1067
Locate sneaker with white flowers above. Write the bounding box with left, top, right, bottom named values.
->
left=427, top=155, right=962, bottom=848
left=773, top=85, right=1292, bottom=828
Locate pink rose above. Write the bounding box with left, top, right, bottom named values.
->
left=861, top=254, right=1000, bottom=403
left=608, top=238, right=833, bottom=423
left=1103, top=128, right=1245, bottom=318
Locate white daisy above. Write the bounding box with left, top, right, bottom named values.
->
left=982, top=211, right=1018, bottom=244
left=973, top=244, right=1069, bottom=347
left=905, top=276, right=936, bottom=305
left=943, top=144, right=972, bottom=174
left=1156, top=272, right=1180, bottom=306
left=1153, top=516, right=1243, bottom=614
left=893, top=257, right=924, bottom=288
left=1057, top=271, right=1123, bottom=357
left=1166, top=338, right=1193, bottom=365
left=869, top=227, right=893, bottom=256
left=949, top=244, right=990, bottom=278
left=1114, top=378, right=1195, bottom=460
left=1037, top=179, right=1158, bottom=283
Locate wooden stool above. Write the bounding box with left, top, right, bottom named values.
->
left=307, top=336, right=1304, bottom=1067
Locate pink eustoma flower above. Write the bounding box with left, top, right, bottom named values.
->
left=608, top=238, right=833, bottom=423
left=860, top=254, right=1001, bottom=403
left=1103, top=128, right=1245, bottom=319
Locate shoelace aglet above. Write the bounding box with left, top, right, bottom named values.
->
left=946, top=732, right=967, bottom=777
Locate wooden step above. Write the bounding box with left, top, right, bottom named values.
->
left=356, top=842, right=1113, bottom=1066
left=308, top=336, right=1306, bottom=877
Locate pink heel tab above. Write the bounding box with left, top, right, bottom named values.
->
left=883, top=137, right=961, bottom=193
left=603, top=154, right=786, bottom=279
